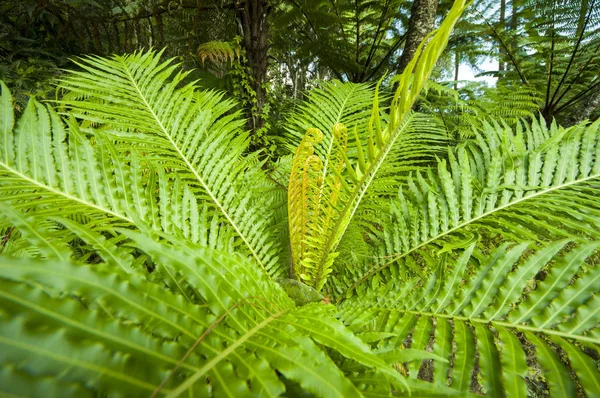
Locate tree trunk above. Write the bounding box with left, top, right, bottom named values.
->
left=454, top=50, right=460, bottom=90
left=237, top=0, right=270, bottom=137
left=508, top=0, right=519, bottom=74
left=510, top=0, right=519, bottom=31
left=397, top=0, right=438, bottom=74
left=561, top=88, right=600, bottom=126
left=499, top=0, right=506, bottom=74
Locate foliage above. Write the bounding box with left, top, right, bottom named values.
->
left=1, top=0, right=600, bottom=397
left=272, top=0, right=410, bottom=82
left=197, top=40, right=241, bottom=74
left=473, top=0, right=600, bottom=124
left=418, top=80, right=541, bottom=139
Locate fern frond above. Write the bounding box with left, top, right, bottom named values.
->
left=347, top=117, right=600, bottom=295
left=56, top=50, right=283, bottom=277
left=286, top=0, right=469, bottom=291
left=0, top=232, right=411, bottom=397
left=197, top=40, right=240, bottom=66
left=0, top=82, right=142, bottom=228
left=0, top=83, right=240, bottom=271
left=340, top=241, right=600, bottom=396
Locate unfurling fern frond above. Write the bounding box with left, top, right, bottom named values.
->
left=340, top=241, right=600, bottom=397
left=6, top=0, right=595, bottom=396
left=288, top=124, right=348, bottom=289
left=286, top=0, right=469, bottom=291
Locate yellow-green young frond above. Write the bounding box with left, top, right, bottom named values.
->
left=346, top=117, right=600, bottom=297
left=0, top=232, right=411, bottom=397
left=339, top=241, right=600, bottom=397
left=56, top=50, right=284, bottom=277
left=296, top=1, right=469, bottom=293
left=197, top=40, right=240, bottom=66
left=288, top=128, right=324, bottom=281
left=288, top=123, right=354, bottom=290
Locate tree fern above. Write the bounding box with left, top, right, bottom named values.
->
left=0, top=53, right=439, bottom=397
left=1, top=0, right=599, bottom=396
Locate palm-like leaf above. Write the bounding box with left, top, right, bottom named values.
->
left=57, top=50, right=283, bottom=277
left=343, top=117, right=600, bottom=297
left=340, top=241, right=600, bottom=396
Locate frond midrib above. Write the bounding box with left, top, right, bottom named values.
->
left=320, top=83, right=358, bottom=180
left=316, top=114, right=414, bottom=274
left=387, top=308, right=600, bottom=346
left=119, top=61, right=266, bottom=270
left=0, top=161, right=133, bottom=224
left=347, top=171, right=600, bottom=295
left=165, top=310, right=288, bottom=398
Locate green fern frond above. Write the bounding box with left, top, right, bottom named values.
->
left=56, top=50, right=283, bottom=277
left=346, top=117, right=600, bottom=296
left=339, top=241, right=600, bottom=396
left=0, top=232, right=413, bottom=397
left=0, top=82, right=142, bottom=228
left=419, top=81, right=540, bottom=139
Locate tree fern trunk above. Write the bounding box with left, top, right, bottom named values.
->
left=454, top=50, right=460, bottom=90
left=498, top=0, right=506, bottom=76
left=562, top=88, right=600, bottom=126
left=237, top=0, right=270, bottom=140
left=398, top=0, right=438, bottom=74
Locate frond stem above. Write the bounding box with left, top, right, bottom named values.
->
left=119, top=61, right=266, bottom=271
left=0, top=163, right=133, bottom=223
left=344, top=172, right=600, bottom=298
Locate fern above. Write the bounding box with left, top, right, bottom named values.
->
left=1, top=0, right=599, bottom=396
left=197, top=40, right=241, bottom=66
